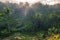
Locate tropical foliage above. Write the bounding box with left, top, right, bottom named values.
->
left=0, top=2, right=60, bottom=40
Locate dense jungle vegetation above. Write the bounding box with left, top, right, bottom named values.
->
left=0, top=2, right=60, bottom=40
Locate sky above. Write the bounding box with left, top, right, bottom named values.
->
left=0, top=0, right=60, bottom=5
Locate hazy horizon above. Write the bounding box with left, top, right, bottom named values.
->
left=0, top=0, right=60, bottom=5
